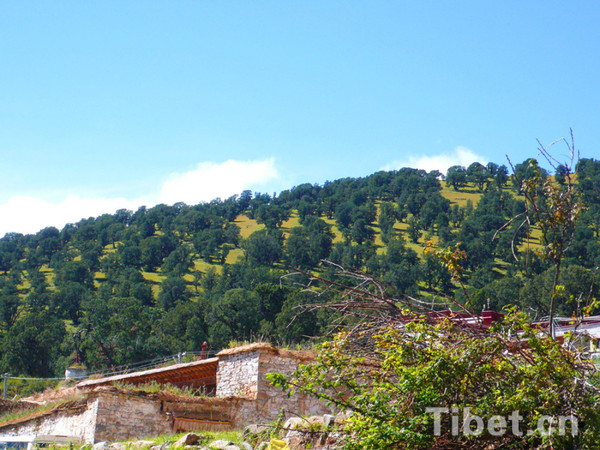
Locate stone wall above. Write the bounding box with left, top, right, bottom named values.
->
left=216, top=344, right=334, bottom=423
left=93, top=391, right=171, bottom=442
left=0, top=391, right=171, bottom=444
left=0, top=398, right=97, bottom=443
left=163, top=396, right=257, bottom=430
left=0, top=344, right=334, bottom=443
left=256, top=351, right=332, bottom=421
left=216, top=350, right=260, bottom=398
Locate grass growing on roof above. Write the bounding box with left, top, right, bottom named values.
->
left=0, top=392, right=85, bottom=424
left=113, top=380, right=209, bottom=397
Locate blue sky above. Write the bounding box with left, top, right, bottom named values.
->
left=1, top=1, right=599, bottom=236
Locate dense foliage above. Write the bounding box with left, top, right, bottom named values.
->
left=1, top=157, right=600, bottom=377
left=270, top=313, right=600, bottom=449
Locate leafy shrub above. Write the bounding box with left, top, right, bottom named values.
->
left=270, top=312, right=600, bottom=449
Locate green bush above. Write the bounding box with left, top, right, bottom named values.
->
left=269, top=312, right=600, bottom=449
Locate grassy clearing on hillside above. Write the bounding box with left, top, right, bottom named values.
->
left=142, top=271, right=166, bottom=284
left=94, top=272, right=107, bottom=289
left=280, top=211, right=300, bottom=233
left=373, top=225, right=385, bottom=252
left=94, top=271, right=107, bottom=281
left=142, top=271, right=167, bottom=297
left=390, top=219, right=435, bottom=254
left=225, top=248, right=244, bottom=264
left=192, top=259, right=221, bottom=274
left=235, top=214, right=264, bottom=238
left=494, top=258, right=509, bottom=275
left=517, top=225, right=543, bottom=252
left=321, top=216, right=344, bottom=243
left=440, top=181, right=483, bottom=208
left=17, top=279, right=30, bottom=292
left=102, top=244, right=119, bottom=253
left=40, top=265, right=55, bottom=287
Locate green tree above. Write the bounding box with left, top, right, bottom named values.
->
left=329, top=242, right=376, bottom=270
left=511, top=158, right=548, bottom=193
left=1, top=309, right=66, bottom=377
left=244, top=229, right=283, bottom=267
left=119, top=243, right=142, bottom=268
left=140, top=237, right=163, bottom=271
left=375, top=238, right=421, bottom=295
left=335, top=202, right=354, bottom=233
left=161, top=245, right=193, bottom=276
left=378, top=202, right=397, bottom=243
left=422, top=253, right=453, bottom=292
left=255, top=204, right=290, bottom=229
left=208, top=288, right=261, bottom=348
left=445, top=165, right=467, bottom=191
left=80, top=296, right=166, bottom=369
left=519, top=265, right=599, bottom=317
left=157, top=276, right=190, bottom=310
left=517, top=142, right=583, bottom=339
left=53, top=282, right=89, bottom=324
left=466, top=161, right=489, bottom=191
left=285, top=227, right=318, bottom=269
left=577, top=158, right=600, bottom=237
left=495, top=164, right=509, bottom=188
left=159, top=301, right=208, bottom=352
left=350, top=218, right=375, bottom=245
left=274, top=290, right=322, bottom=343
left=0, top=285, right=20, bottom=329
left=407, top=216, right=422, bottom=243
left=35, top=226, right=61, bottom=263
left=56, top=260, right=95, bottom=290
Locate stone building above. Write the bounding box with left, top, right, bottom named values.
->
left=0, top=344, right=332, bottom=444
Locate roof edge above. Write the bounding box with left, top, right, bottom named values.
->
left=216, top=343, right=315, bottom=360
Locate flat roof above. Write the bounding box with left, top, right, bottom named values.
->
left=216, top=343, right=315, bottom=360
left=77, top=357, right=219, bottom=389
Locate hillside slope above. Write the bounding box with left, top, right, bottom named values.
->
left=1, top=158, right=599, bottom=378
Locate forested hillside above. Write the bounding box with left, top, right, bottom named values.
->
left=1, top=158, right=600, bottom=378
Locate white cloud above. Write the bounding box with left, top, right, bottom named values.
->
left=382, top=146, right=487, bottom=174
left=0, top=195, right=143, bottom=237
left=0, top=158, right=279, bottom=237
left=159, top=159, right=279, bottom=205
